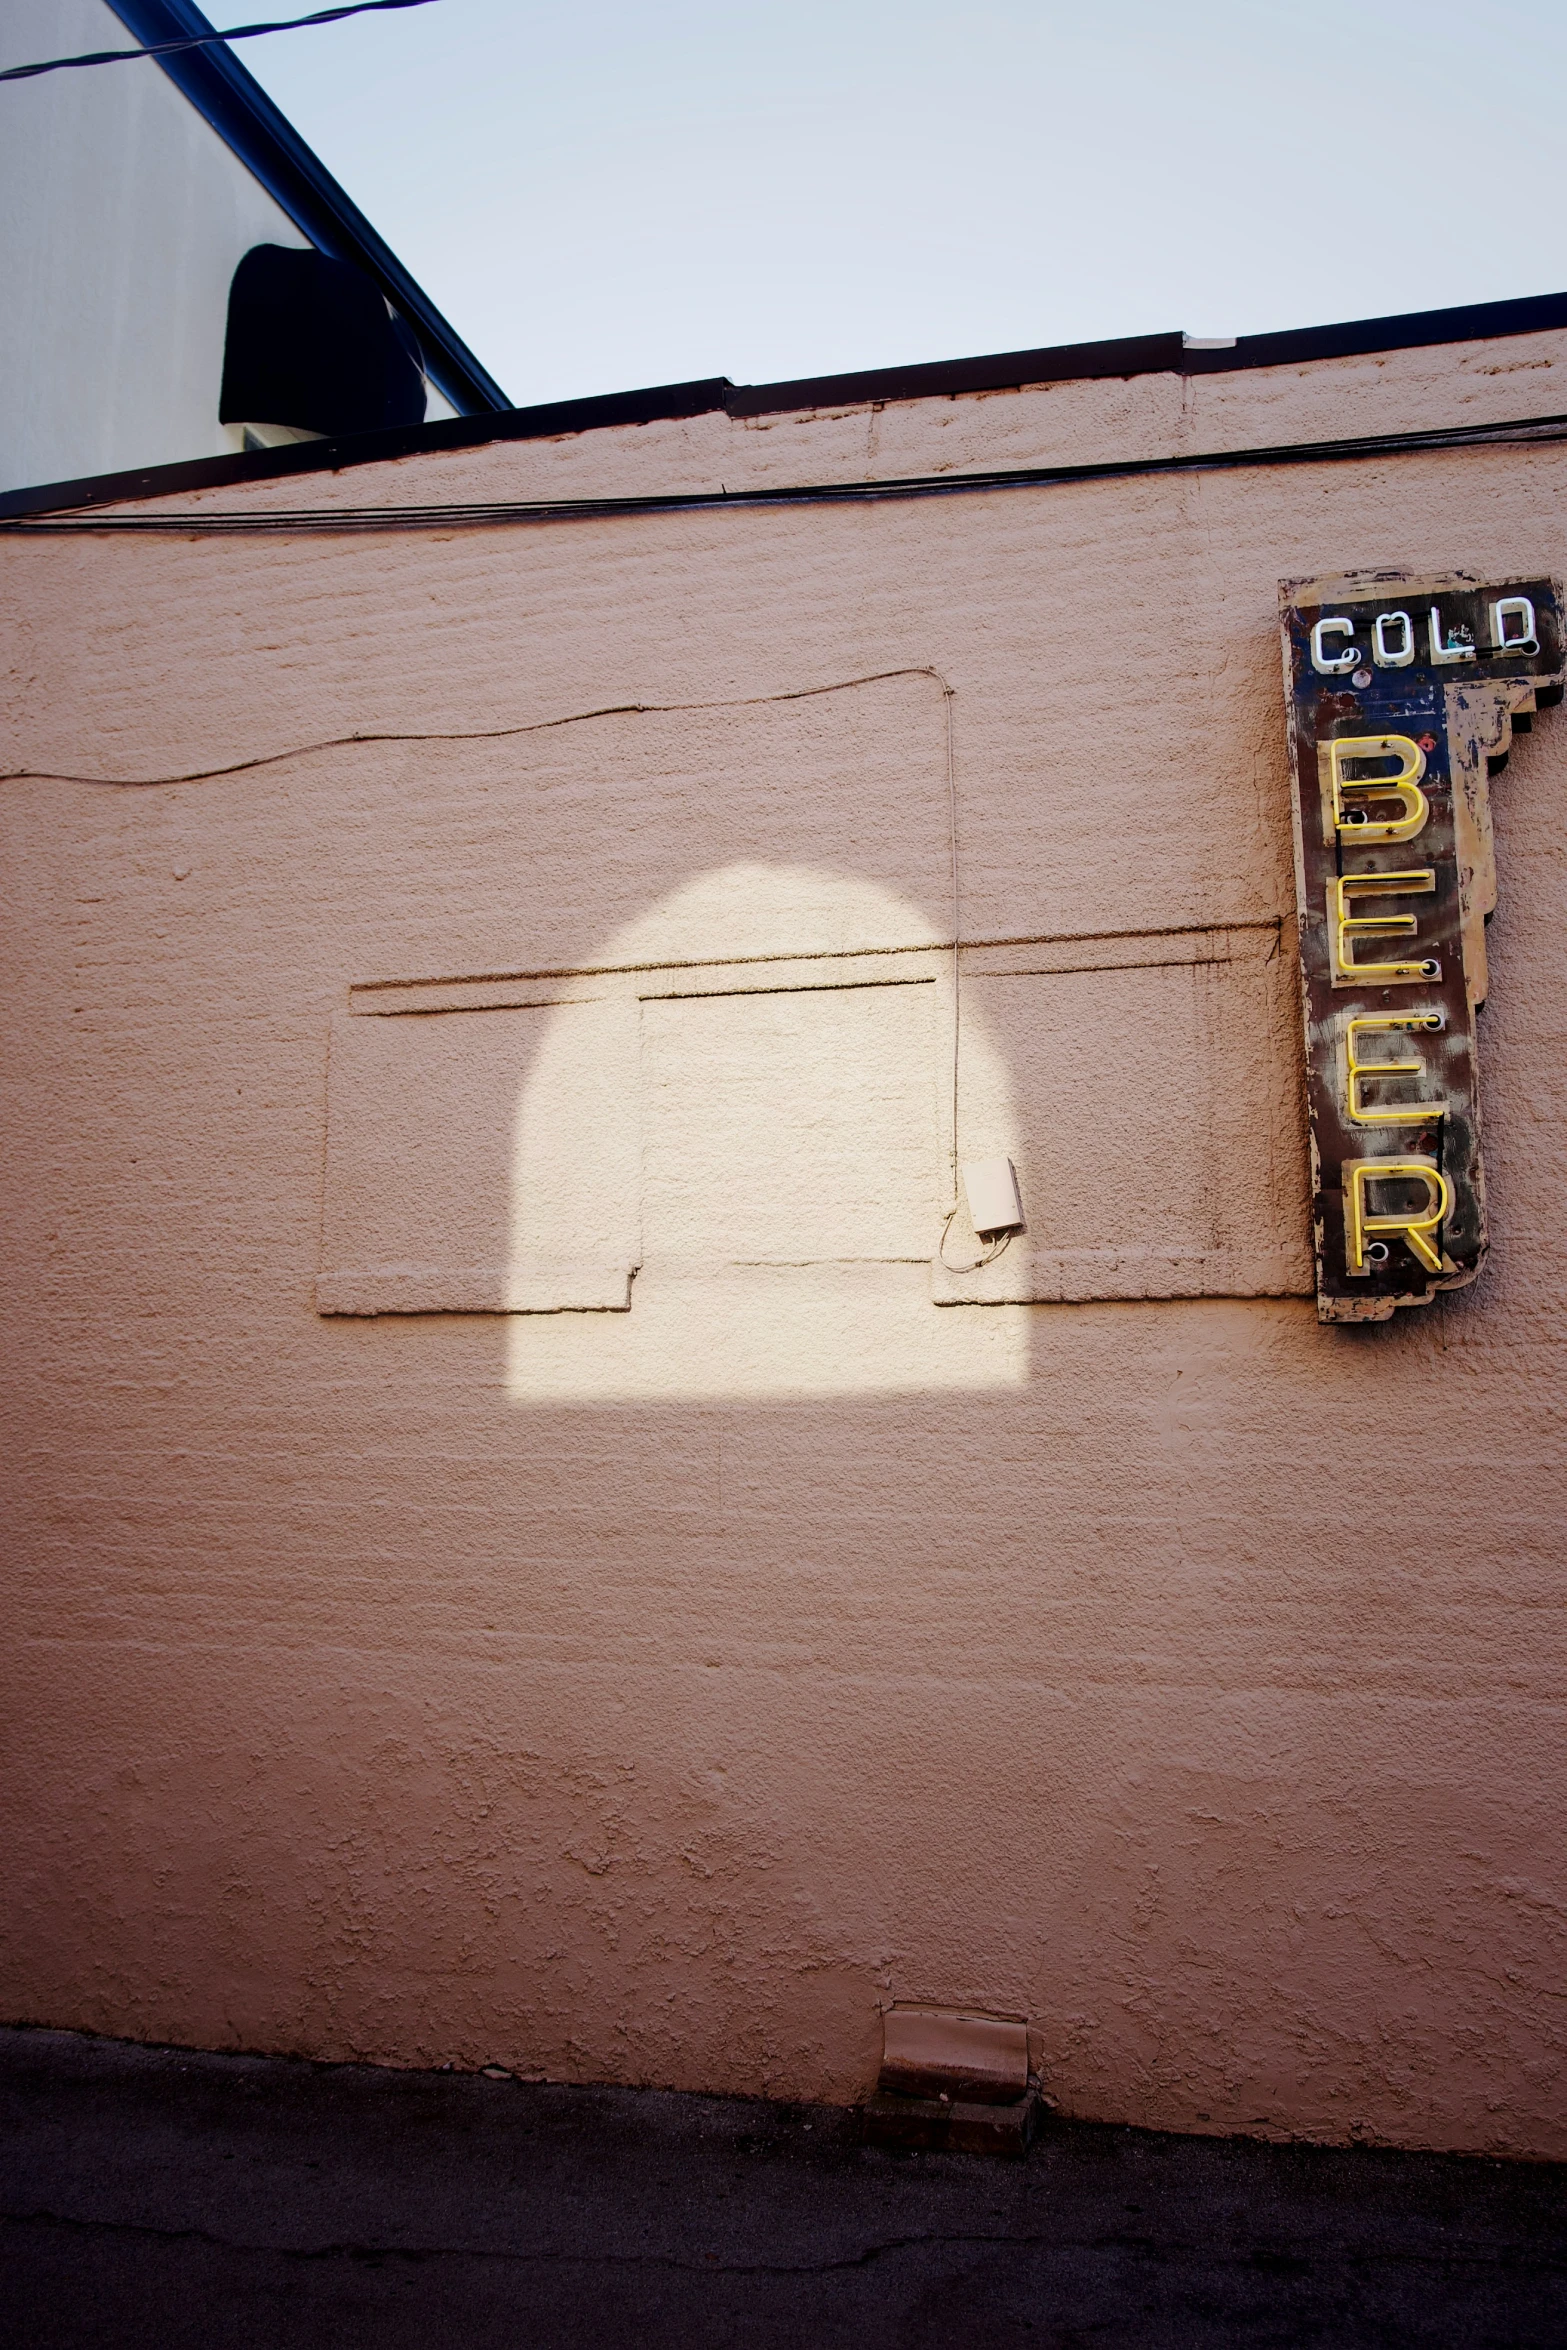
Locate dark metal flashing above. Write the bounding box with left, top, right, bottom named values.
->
left=729, top=292, right=1567, bottom=416
left=726, top=330, right=1188, bottom=416
left=102, top=0, right=508, bottom=415
left=0, top=380, right=734, bottom=522
left=1193, top=289, right=1567, bottom=375
left=6, top=286, right=1567, bottom=523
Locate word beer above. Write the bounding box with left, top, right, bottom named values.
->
left=1279, top=570, right=1562, bottom=1322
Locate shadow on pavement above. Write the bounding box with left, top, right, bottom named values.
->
left=2, top=2026, right=1564, bottom=2348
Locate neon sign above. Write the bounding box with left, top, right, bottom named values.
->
left=1280, top=571, right=1563, bottom=1321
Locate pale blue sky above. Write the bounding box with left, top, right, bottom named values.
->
left=239, top=0, right=1567, bottom=409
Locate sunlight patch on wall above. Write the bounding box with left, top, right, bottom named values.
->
left=503, top=863, right=1028, bottom=1402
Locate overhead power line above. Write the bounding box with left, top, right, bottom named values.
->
left=0, top=0, right=441, bottom=85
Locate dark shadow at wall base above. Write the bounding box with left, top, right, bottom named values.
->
left=859, top=2082, right=1041, bottom=2156
left=1, top=2025, right=1563, bottom=2350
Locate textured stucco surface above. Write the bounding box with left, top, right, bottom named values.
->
left=3, top=331, right=1566, bottom=2156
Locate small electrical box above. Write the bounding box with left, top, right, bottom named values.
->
left=961, top=1154, right=1024, bottom=1236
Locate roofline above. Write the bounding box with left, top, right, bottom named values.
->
left=730, top=289, right=1567, bottom=413
left=6, top=286, right=1567, bottom=523
left=103, top=0, right=509, bottom=415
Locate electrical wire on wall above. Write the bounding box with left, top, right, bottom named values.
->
left=13, top=405, right=1555, bottom=1268
left=935, top=683, right=1011, bottom=1276
left=8, top=406, right=1567, bottom=533
left=20, top=394, right=1545, bottom=1271
left=0, top=663, right=1001, bottom=1272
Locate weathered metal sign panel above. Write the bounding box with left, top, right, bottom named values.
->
left=1279, top=570, right=1563, bottom=1322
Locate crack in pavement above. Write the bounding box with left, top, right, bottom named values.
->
left=4, top=2208, right=1560, bottom=2281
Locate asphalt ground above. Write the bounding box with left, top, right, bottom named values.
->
left=1, top=2025, right=1563, bottom=2346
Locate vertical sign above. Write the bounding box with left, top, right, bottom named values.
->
left=1280, top=570, right=1562, bottom=1322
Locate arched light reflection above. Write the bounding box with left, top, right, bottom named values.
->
left=505, top=864, right=1027, bottom=1402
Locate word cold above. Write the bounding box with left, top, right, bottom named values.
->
left=1279, top=570, right=1563, bottom=1323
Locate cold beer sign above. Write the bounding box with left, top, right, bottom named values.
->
left=1280, top=570, right=1563, bottom=1322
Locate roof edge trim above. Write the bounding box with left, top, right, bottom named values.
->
left=0, top=380, right=736, bottom=521
left=6, top=286, right=1567, bottom=521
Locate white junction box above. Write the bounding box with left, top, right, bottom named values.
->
left=961, top=1154, right=1025, bottom=1237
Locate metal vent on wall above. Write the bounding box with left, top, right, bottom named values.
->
left=219, top=244, right=427, bottom=439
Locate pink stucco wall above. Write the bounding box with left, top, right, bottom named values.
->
left=3, top=326, right=1566, bottom=2156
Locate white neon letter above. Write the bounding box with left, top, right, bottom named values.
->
left=1490, top=595, right=1538, bottom=654
left=1311, top=616, right=1359, bottom=675
left=1372, top=610, right=1415, bottom=667
left=1428, top=605, right=1476, bottom=665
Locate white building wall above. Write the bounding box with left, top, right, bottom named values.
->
left=0, top=0, right=450, bottom=493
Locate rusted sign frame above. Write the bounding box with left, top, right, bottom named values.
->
left=1279, top=570, right=1563, bottom=1322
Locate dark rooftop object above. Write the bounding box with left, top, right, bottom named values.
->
left=105, top=0, right=509, bottom=417
left=220, top=244, right=428, bottom=437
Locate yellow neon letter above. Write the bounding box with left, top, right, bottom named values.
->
left=1328, top=870, right=1439, bottom=985
left=1344, top=1013, right=1445, bottom=1126
left=1343, top=1157, right=1453, bottom=1276
left=1318, top=734, right=1430, bottom=846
